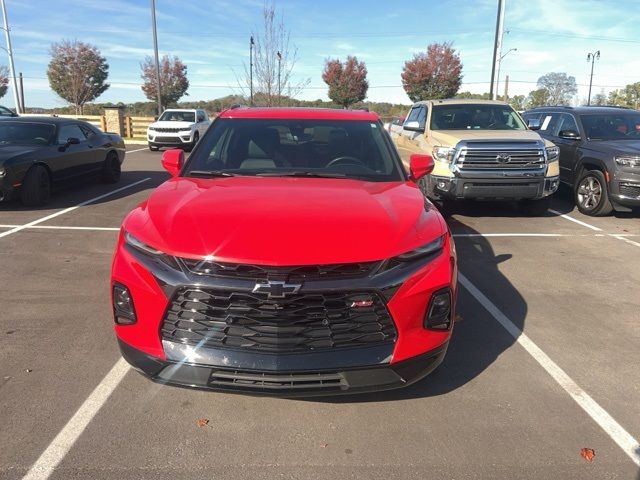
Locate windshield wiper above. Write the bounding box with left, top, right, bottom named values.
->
left=255, top=171, right=350, bottom=178
left=188, top=170, right=239, bottom=177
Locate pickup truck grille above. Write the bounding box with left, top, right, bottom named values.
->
left=457, top=142, right=545, bottom=170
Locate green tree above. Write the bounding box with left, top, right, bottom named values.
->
left=509, top=95, right=526, bottom=111
left=607, top=82, right=640, bottom=108
left=536, top=72, right=577, bottom=105
left=141, top=55, right=189, bottom=107
left=401, top=42, right=463, bottom=101
left=527, top=88, right=551, bottom=108
left=47, top=40, right=110, bottom=114
left=321, top=56, right=369, bottom=108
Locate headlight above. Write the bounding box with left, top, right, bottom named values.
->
left=546, top=146, right=559, bottom=162
left=0, top=166, right=5, bottom=177
left=394, top=235, right=445, bottom=262
left=148, top=127, right=155, bottom=131
left=432, top=146, right=454, bottom=163
left=615, top=156, right=640, bottom=168
left=124, top=231, right=179, bottom=269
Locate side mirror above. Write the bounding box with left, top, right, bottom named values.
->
left=403, top=120, right=425, bottom=133
left=558, top=129, right=581, bottom=140
left=161, top=149, right=185, bottom=177
left=527, top=118, right=541, bottom=130
left=409, top=153, right=434, bottom=181
left=67, top=137, right=81, bottom=145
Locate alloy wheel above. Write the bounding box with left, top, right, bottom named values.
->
left=576, top=175, right=602, bottom=211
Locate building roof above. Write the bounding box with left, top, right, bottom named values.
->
left=218, top=107, right=379, bottom=121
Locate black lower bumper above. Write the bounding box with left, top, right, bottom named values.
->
left=118, top=338, right=448, bottom=397
left=426, top=174, right=559, bottom=201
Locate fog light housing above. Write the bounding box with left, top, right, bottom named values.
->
left=425, top=288, right=452, bottom=330
left=112, top=283, right=136, bottom=324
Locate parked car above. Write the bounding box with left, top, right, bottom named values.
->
left=0, top=105, right=18, bottom=117
left=146, top=108, right=210, bottom=152
left=391, top=99, right=560, bottom=214
left=111, top=106, right=457, bottom=396
left=523, top=106, right=640, bottom=216
left=0, top=117, right=125, bottom=206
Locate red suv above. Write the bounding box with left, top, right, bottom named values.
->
left=110, top=107, right=457, bottom=396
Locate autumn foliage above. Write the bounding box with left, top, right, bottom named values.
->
left=47, top=40, right=110, bottom=114
left=141, top=55, right=189, bottom=107
left=401, top=43, right=463, bottom=102
left=322, top=56, right=369, bottom=108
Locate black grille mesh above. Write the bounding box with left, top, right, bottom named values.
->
left=161, top=288, right=397, bottom=353
left=620, top=183, right=640, bottom=198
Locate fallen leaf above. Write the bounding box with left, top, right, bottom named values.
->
left=580, top=448, right=595, bottom=462
left=25, top=369, right=33, bottom=373
left=196, top=418, right=209, bottom=427
left=321, top=443, right=328, bottom=448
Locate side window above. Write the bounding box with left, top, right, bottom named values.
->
left=57, top=124, right=87, bottom=144
left=522, top=112, right=541, bottom=123
left=559, top=114, right=579, bottom=134
left=539, top=113, right=562, bottom=137
left=197, top=111, right=205, bottom=123
left=405, top=106, right=426, bottom=128
left=79, top=125, right=97, bottom=138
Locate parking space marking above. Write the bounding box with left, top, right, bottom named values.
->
left=0, top=178, right=149, bottom=240
left=22, top=358, right=131, bottom=480
left=126, top=147, right=149, bottom=154
left=609, top=234, right=640, bottom=248
left=0, top=224, right=120, bottom=231
left=548, top=209, right=603, bottom=231
left=459, top=273, right=640, bottom=467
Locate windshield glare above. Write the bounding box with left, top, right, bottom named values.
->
left=581, top=113, right=640, bottom=140
left=0, top=122, right=54, bottom=145
left=431, top=104, right=526, bottom=131
left=159, top=111, right=195, bottom=122
left=185, top=118, right=403, bottom=181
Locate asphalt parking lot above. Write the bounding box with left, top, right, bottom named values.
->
left=1, top=145, right=639, bottom=479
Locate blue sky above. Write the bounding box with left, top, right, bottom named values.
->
left=4, top=0, right=639, bottom=109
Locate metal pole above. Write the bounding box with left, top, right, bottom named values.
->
left=489, top=0, right=505, bottom=100
left=19, top=71, right=24, bottom=112
left=277, top=51, right=281, bottom=106
left=1, top=0, right=20, bottom=114
left=150, top=0, right=162, bottom=116
left=250, top=36, right=254, bottom=106
left=504, top=74, right=509, bottom=102
left=586, top=51, right=599, bottom=106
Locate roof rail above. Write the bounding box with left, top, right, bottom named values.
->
left=229, top=103, right=243, bottom=109
left=579, top=104, right=632, bottom=109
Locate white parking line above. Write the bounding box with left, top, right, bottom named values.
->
left=0, top=178, right=149, bottom=240
left=548, top=209, right=603, bottom=231
left=21, top=358, right=131, bottom=480
left=0, top=224, right=120, bottom=232
left=609, top=234, right=640, bottom=248
left=459, top=273, right=640, bottom=467
left=126, top=147, right=149, bottom=154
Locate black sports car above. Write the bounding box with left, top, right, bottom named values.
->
left=0, top=116, right=126, bottom=206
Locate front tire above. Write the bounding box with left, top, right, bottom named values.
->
left=101, top=152, right=121, bottom=184
left=20, top=165, right=51, bottom=206
left=574, top=169, right=612, bottom=216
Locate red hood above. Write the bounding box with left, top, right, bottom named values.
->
left=123, top=177, right=446, bottom=265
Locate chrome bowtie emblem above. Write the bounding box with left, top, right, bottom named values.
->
left=252, top=280, right=302, bottom=298
left=496, top=154, right=511, bottom=163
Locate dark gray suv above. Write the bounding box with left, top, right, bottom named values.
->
left=523, top=106, right=640, bottom=216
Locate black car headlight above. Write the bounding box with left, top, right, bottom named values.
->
left=394, top=235, right=445, bottom=262
left=615, top=156, right=640, bottom=168
left=124, top=231, right=179, bottom=269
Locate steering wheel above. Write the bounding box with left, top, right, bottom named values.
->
left=326, top=156, right=365, bottom=168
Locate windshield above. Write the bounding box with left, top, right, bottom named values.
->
left=159, top=111, right=195, bottom=122
left=431, top=104, right=526, bottom=131
left=0, top=122, right=54, bottom=145
left=581, top=113, right=640, bottom=140
left=184, top=118, right=403, bottom=182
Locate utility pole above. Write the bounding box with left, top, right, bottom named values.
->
left=586, top=50, right=600, bottom=106
left=277, top=50, right=281, bottom=106
left=18, top=71, right=24, bottom=111
left=0, top=0, right=20, bottom=114
left=503, top=74, right=509, bottom=102
left=150, top=0, right=162, bottom=116
left=250, top=36, right=254, bottom=106
left=489, top=0, right=505, bottom=100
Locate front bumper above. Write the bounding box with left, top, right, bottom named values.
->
left=147, top=131, right=194, bottom=147
left=426, top=173, right=559, bottom=201
left=119, top=337, right=449, bottom=397
left=610, top=171, right=640, bottom=210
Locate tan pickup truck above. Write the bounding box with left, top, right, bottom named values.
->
left=391, top=99, right=560, bottom=214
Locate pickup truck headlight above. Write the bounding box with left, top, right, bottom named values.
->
left=432, top=146, right=455, bottom=163
left=615, top=156, right=640, bottom=167
left=546, top=146, right=559, bottom=162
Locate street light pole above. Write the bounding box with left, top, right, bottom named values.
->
left=250, top=36, right=254, bottom=106
left=0, top=0, right=20, bottom=114
left=586, top=50, right=600, bottom=106
left=277, top=50, right=281, bottom=106
left=150, top=0, right=162, bottom=116
left=489, top=0, right=505, bottom=100
left=496, top=48, right=517, bottom=100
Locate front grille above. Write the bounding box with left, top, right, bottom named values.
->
left=209, top=370, right=347, bottom=391
left=620, top=183, right=640, bottom=198
left=180, top=258, right=379, bottom=281
left=153, top=136, right=182, bottom=143
left=152, top=127, right=182, bottom=133
left=161, top=288, right=397, bottom=353
left=458, top=143, right=545, bottom=170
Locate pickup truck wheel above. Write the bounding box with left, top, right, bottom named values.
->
left=519, top=197, right=552, bottom=216
left=575, top=170, right=613, bottom=216
left=101, top=152, right=121, bottom=184
left=20, top=165, right=51, bottom=206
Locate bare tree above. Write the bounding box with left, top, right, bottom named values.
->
left=237, top=2, right=309, bottom=106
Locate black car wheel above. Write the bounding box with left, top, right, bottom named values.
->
left=101, top=152, right=121, bottom=184
left=20, top=165, right=51, bottom=206
left=185, top=132, right=199, bottom=152
left=575, top=169, right=613, bottom=216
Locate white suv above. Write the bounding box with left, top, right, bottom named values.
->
left=147, top=109, right=210, bottom=152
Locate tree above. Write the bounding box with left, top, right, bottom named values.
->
left=592, top=89, right=607, bottom=106
left=0, top=66, right=8, bottom=99
left=238, top=2, right=309, bottom=106
left=47, top=40, right=109, bottom=114
left=607, top=82, right=640, bottom=108
left=508, top=95, right=526, bottom=111
left=535, top=72, right=577, bottom=105
left=526, top=88, right=551, bottom=108
left=141, top=55, right=189, bottom=107
left=401, top=42, right=462, bottom=102
left=321, top=56, right=368, bottom=108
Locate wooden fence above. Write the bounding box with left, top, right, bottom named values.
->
left=125, top=116, right=155, bottom=139
left=25, top=113, right=106, bottom=131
